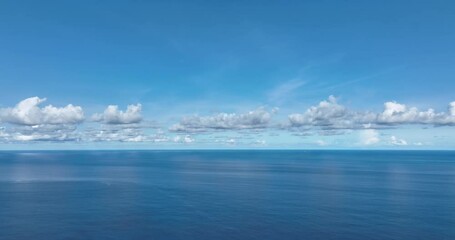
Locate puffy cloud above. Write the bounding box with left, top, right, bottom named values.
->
left=0, top=127, right=9, bottom=140
left=359, top=129, right=380, bottom=145
left=288, top=96, right=374, bottom=130
left=449, top=102, right=455, bottom=116
left=226, top=138, right=236, bottom=145
left=0, top=97, right=84, bottom=125
left=377, top=102, right=441, bottom=124
left=288, top=96, right=455, bottom=132
left=173, top=135, right=195, bottom=143
left=0, top=97, right=84, bottom=142
left=289, top=96, right=346, bottom=126
left=92, top=104, right=142, bottom=124
left=170, top=108, right=275, bottom=132
left=390, top=136, right=408, bottom=146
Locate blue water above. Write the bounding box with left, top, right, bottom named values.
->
left=0, top=151, right=454, bottom=240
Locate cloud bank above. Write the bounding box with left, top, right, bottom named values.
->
left=1, top=96, right=455, bottom=145
left=287, top=96, right=455, bottom=132
left=170, top=107, right=276, bottom=132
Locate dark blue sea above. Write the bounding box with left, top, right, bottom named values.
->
left=0, top=150, right=454, bottom=240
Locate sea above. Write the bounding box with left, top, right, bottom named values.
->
left=0, top=150, right=454, bottom=240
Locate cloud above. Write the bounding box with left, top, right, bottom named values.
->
left=0, top=97, right=84, bottom=142
left=316, top=140, right=328, bottom=146
left=450, top=102, right=455, bottom=116
left=287, top=96, right=455, bottom=133
left=377, top=102, right=441, bottom=124
left=289, top=96, right=346, bottom=126
left=226, top=138, right=236, bottom=145
left=84, top=126, right=148, bottom=142
left=288, top=96, right=374, bottom=130
left=359, top=129, right=380, bottom=145
left=253, top=139, right=267, bottom=146
left=173, top=135, right=195, bottom=143
left=170, top=107, right=276, bottom=132
left=0, top=97, right=84, bottom=125
left=83, top=125, right=170, bottom=143
left=390, top=136, right=408, bottom=146
left=92, top=104, right=142, bottom=124
left=0, top=124, right=81, bottom=142
left=268, top=79, right=305, bottom=104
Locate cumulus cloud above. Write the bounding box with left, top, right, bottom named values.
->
left=289, top=96, right=346, bottom=126
left=0, top=97, right=84, bottom=125
left=360, top=129, right=380, bottom=145
left=92, top=104, right=142, bottom=124
left=390, top=136, right=408, bottom=146
left=288, top=96, right=374, bottom=131
left=170, top=107, right=276, bottom=132
left=173, top=135, right=195, bottom=143
left=450, top=102, right=455, bottom=116
left=0, top=97, right=84, bottom=142
left=377, top=102, right=441, bottom=124
left=287, top=96, right=455, bottom=133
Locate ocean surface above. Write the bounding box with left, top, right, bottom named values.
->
left=0, top=150, right=454, bottom=240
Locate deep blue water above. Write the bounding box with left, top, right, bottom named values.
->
left=0, top=150, right=454, bottom=240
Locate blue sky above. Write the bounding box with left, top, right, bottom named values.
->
left=0, top=0, right=455, bottom=149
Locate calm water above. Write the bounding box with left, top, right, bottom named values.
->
left=0, top=150, right=454, bottom=240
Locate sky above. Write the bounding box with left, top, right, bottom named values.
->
left=0, top=0, right=455, bottom=149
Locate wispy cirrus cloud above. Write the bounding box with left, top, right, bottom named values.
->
left=268, top=79, right=306, bottom=104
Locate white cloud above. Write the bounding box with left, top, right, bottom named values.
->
left=92, top=104, right=142, bottom=124
left=253, top=139, right=267, bottom=146
left=173, top=135, right=195, bottom=143
left=85, top=126, right=148, bottom=142
left=360, top=129, right=380, bottom=145
left=0, top=97, right=84, bottom=142
left=170, top=107, right=275, bottom=132
left=226, top=138, right=236, bottom=145
left=289, top=95, right=346, bottom=126
left=288, top=96, right=375, bottom=130
left=288, top=96, right=455, bottom=133
left=0, top=124, right=81, bottom=142
left=390, top=136, right=408, bottom=146
left=449, top=102, right=455, bottom=116
left=0, top=97, right=84, bottom=125
left=0, top=127, right=9, bottom=140
left=377, top=101, right=440, bottom=124
left=83, top=126, right=169, bottom=143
